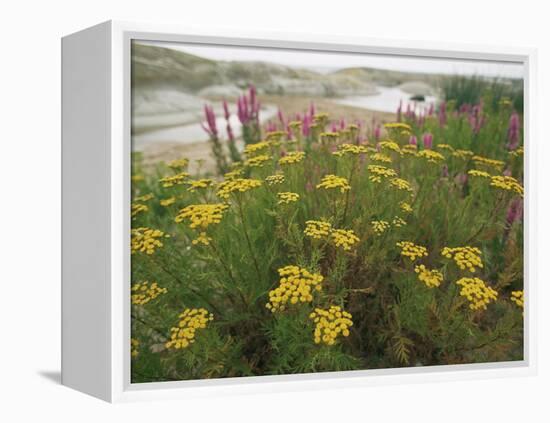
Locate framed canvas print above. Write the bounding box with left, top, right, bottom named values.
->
left=61, top=21, right=537, bottom=402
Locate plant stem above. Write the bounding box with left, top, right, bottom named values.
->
left=235, top=194, right=262, bottom=282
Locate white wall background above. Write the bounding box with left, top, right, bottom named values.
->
left=0, top=0, right=548, bottom=421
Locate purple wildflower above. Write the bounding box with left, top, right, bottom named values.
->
left=201, top=104, right=218, bottom=137
left=507, top=112, right=520, bottom=150
left=506, top=198, right=523, bottom=226
left=422, top=133, right=433, bottom=150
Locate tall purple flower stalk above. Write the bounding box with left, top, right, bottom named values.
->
left=469, top=103, right=484, bottom=134
left=506, top=197, right=523, bottom=226
left=422, top=133, right=433, bottom=149
left=201, top=104, right=218, bottom=137
left=507, top=112, right=520, bottom=150
left=302, top=114, right=312, bottom=137
left=374, top=124, right=381, bottom=141
left=409, top=135, right=418, bottom=146
left=201, top=103, right=228, bottom=174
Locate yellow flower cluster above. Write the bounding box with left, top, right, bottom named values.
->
left=223, top=169, right=243, bottom=180
left=160, top=196, right=176, bottom=207
left=167, top=158, right=189, bottom=170
left=468, top=169, right=491, bottom=178
left=378, top=140, right=401, bottom=154
left=165, top=308, right=214, bottom=350
left=131, top=227, right=168, bottom=255
left=131, top=338, right=139, bottom=358
left=159, top=172, right=189, bottom=188
left=402, top=144, right=418, bottom=155
left=245, top=154, right=271, bottom=168
left=277, top=192, right=300, bottom=205
left=368, top=165, right=397, bottom=183
left=319, top=132, right=339, bottom=143
left=414, top=265, right=443, bottom=288
left=187, top=178, right=214, bottom=192
left=279, top=151, right=305, bottom=165
left=452, top=149, right=474, bottom=159
left=397, top=241, right=429, bottom=261
left=509, top=146, right=524, bottom=158
left=316, top=174, right=351, bottom=193
left=175, top=203, right=228, bottom=230
left=384, top=122, right=412, bottom=131
left=309, top=306, right=353, bottom=345
left=217, top=178, right=262, bottom=199
left=134, top=193, right=154, bottom=202
left=370, top=153, right=393, bottom=163
left=266, top=265, right=323, bottom=312
left=265, top=173, right=285, bottom=185
left=436, top=144, right=455, bottom=152
left=392, top=216, right=407, bottom=227
left=456, top=277, right=498, bottom=310
left=265, top=130, right=287, bottom=141
left=510, top=290, right=524, bottom=310
left=490, top=175, right=524, bottom=197
left=132, top=174, right=145, bottom=182
left=131, top=203, right=149, bottom=218
left=330, top=229, right=360, bottom=251
left=333, top=143, right=368, bottom=157
left=473, top=155, right=505, bottom=170
left=304, top=220, right=332, bottom=239
left=417, top=149, right=445, bottom=163
left=371, top=220, right=390, bottom=234
left=131, top=281, right=168, bottom=305
left=390, top=178, right=413, bottom=192
left=244, top=141, right=270, bottom=156
left=288, top=120, right=303, bottom=130
left=441, top=246, right=483, bottom=272
left=400, top=201, right=413, bottom=213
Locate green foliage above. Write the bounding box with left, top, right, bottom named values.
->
left=440, top=74, right=523, bottom=112
left=130, top=97, right=524, bottom=383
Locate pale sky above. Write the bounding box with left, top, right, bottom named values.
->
left=138, top=40, right=524, bottom=79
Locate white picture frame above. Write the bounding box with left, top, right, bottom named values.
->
left=61, top=20, right=537, bottom=402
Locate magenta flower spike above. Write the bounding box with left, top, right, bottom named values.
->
left=409, top=135, right=418, bottom=146
left=422, top=133, right=433, bottom=149
left=302, top=114, right=311, bottom=136
left=374, top=124, right=381, bottom=141
left=309, top=102, right=316, bottom=118
left=506, top=198, right=523, bottom=226
left=202, top=104, right=218, bottom=137
left=507, top=111, right=520, bottom=150
left=428, top=103, right=434, bottom=116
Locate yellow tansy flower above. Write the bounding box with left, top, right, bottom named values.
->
left=266, top=265, right=323, bottom=312
left=456, top=277, right=498, bottom=310
left=316, top=174, right=351, bottom=193
left=310, top=306, right=353, bottom=346
left=165, top=308, right=214, bottom=350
